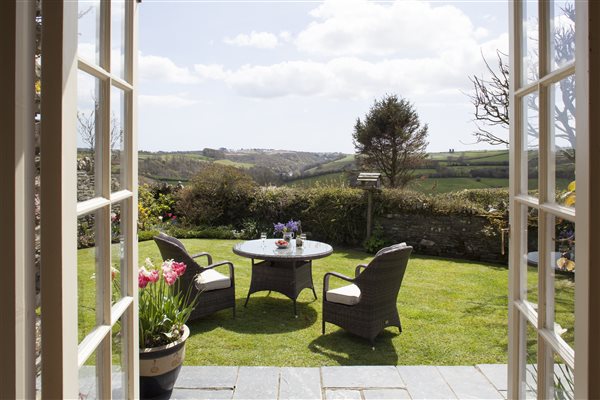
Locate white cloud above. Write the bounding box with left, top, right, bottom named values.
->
left=223, top=31, right=279, bottom=49
left=296, top=0, right=483, bottom=58
left=279, top=31, right=292, bottom=42
left=139, top=53, right=200, bottom=84
left=139, top=94, right=199, bottom=108
left=193, top=54, right=487, bottom=100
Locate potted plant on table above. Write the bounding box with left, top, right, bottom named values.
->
left=273, top=219, right=300, bottom=244
left=138, top=258, right=200, bottom=399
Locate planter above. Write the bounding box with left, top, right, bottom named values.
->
left=139, top=325, right=190, bottom=399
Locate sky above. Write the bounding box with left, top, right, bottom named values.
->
left=133, top=0, right=509, bottom=154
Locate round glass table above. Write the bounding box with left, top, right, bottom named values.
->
left=233, top=239, right=333, bottom=316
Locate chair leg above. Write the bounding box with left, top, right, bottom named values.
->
left=232, top=303, right=236, bottom=319
left=244, top=292, right=251, bottom=308
left=311, top=286, right=317, bottom=300
left=322, top=319, right=325, bottom=335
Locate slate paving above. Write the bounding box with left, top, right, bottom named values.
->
left=172, top=364, right=508, bottom=399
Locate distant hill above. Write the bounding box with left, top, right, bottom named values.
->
left=134, top=148, right=574, bottom=194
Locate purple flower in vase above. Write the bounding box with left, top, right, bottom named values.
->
left=273, top=220, right=300, bottom=235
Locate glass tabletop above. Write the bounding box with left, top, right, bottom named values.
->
left=232, top=239, right=333, bottom=261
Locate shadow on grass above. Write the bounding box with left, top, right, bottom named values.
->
left=189, top=296, right=318, bottom=335
left=308, top=329, right=399, bottom=365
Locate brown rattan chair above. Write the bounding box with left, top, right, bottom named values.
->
left=322, top=244, right=412, bottom=345
left=153, top=233, right=236, bottom=321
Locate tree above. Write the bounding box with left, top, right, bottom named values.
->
left=468, top=4, right=576, bottom=160
left=353, top=94, right=429, bottom=188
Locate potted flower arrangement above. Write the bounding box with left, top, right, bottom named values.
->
left=273, top=219, right=300, bottom=243
left=137, top=258, right=200, bottom=399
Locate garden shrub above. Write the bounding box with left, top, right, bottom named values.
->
left=175, top=163, right=257, bottom=227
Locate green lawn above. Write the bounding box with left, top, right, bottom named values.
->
left=284, top=172, right=349, bottom=188
left=77, top=239, right=575, bottom=367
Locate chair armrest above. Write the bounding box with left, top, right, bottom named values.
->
left=203, top=261, right=235, bottom=282
left=355, top=264, right=368, bottom=277
left=323, top=272, right=355, bottom=294
left=191, top=252, right=213, bottom=265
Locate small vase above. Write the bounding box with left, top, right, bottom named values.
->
left=282, top=232, right=294, bottom=243
left=139, top=325, right=190, bottom=399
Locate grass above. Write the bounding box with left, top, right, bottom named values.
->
left=214, top=159, right=255, bottom=169
left=77, top=239, right=575, bottom=367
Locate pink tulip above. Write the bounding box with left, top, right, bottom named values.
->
left=163, top=269, right=178, bottom=286
left=172, top=261, right=186, bottom=277
left=147, top=269, right=159, bottom=283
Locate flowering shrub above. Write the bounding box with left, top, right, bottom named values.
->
left=138, top=258, right=199, bottom=348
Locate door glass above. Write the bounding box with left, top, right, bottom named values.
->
left=523, top=322, right=539, bottom=399
left=522, top=206, right=539, bottom=307
left=111, top=202, right=126, bottom=304
left=523, top=93, right=540, bottom=195
left=77, top=71, right=101, bottom=202
left=549, top=76, right=576, bottom=206
left=111, top=315, right=127, bottom=398
left=550, top=216, right=575, bottom=348
left=110, top=86, right=126, bottom=192
left=552, top=352, right=574, bottom=400
left=550, top=1, right=575, bottom=71
left=522, top=0, right=539, bottom=85
left=79, top=348, right=99, bottom=400
left=111, top=0, right=126, bottom=78
left=78, top=212, right=99, bottom=343
left=77, top=0, right=101, bottom=66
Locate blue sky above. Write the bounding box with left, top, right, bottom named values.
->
left=136, top=0, right=509, bottom=153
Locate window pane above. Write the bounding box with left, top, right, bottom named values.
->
left=522, top=0, right=539, bottom=85
left=552, top=353, right=574, bottom=400
left=550, top=216, right=575, bottom=349
left=549, top=76, right=576, bottom=207
left=77, top=0, right=101, bottom=66
left=77, top=71, right=101, bottom=202
left=111, top=0, right=126, bottom=78
left=111, top=315, right=127, bottom=398
left=550, top=1, right=575, bottom=70
left=522, top=322, right=538, bottom=399
left=78, top=212, right=98, bottom=343
left=110, top=86, right=126, bottom=192
left=522, top=93, right=540, bottom=195
left=111, top=202, right=126, bottom=304
left=522, top=206, right=539, bottom=306
left=79, top=347, right=99, bottom=400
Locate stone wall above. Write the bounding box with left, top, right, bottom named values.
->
left=377, top=212, right=508, bottom=264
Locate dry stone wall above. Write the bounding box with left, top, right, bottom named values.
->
left=377, top=212, right=508, bottom=264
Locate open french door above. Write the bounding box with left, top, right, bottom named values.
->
left=508, top=1, right=600, bottom=398
left=40, top=0, right=139, bottom=398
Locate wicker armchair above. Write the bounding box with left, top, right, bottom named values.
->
left=153, top=233, right=236, bottom=321
left=322, top=244, right=412, bottom=345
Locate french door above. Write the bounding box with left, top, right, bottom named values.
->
left=508, top=1, right=599, bottom=398
left=40, top=0, right=139, bottom=398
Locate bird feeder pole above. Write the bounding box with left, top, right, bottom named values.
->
left=357, top=173, right=381, bottom=239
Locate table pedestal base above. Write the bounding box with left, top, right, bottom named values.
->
left=244, top=259, right=317, bottom=316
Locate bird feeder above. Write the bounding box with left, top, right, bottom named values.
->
left=357, top=172, right=381, bottom=238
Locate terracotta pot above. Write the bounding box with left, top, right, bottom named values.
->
left=139, top=325, right=190, bottom=399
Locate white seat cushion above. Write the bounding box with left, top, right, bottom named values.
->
left=326, top=284, right=361, bottom=306
left=195, top=269, right=231, bottom=291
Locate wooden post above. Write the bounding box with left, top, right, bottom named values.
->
left=367, top=190, right=373, bottom=238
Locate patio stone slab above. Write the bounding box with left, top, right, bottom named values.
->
left=396, top=365, right=456, bottom=399
left=233, top=366, right=279, bottom=400
left=476, top=364, right=507, bottom=392
left=325, top=389, right=362, bottom=399
left=171, top=388, right=234, bottom=399
left=363, top=388, right=412, bottom=399
left=279, top=367, right=322, bottom=400
left=437, top=366, right=503, bottom=400
left=175, top=366, right=238, bottom=389
left=322, top=366, right=404, bottom=388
